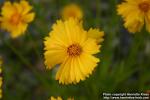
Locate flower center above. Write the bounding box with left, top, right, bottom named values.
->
left=67, top=44, right=82, bottom=56
left=139, top=2, right=150, bottom=12
left=10, top=13, right=21, bottom=25
left=68, top=11, right=76, bottom=18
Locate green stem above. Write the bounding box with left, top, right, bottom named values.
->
left=126, top=32, right=145, bottom=90
left=26, top=30, right=41, bottom=59
left=4, top=40, right=50, bottom=90
left=126, top=34, right=143, bottom=66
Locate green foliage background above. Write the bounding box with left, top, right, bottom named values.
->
left=0, top=0, right=150, bottom=100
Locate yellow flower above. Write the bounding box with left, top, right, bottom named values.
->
left=0, top=0, right=35, bottom=38
left=49, top=96, right=74, bottom=100
left=67, top=97, right=74, bottom=100
left=87, top=28, right=104, bottom=44
left=44, top=18, right=100, bottom=84
left=61, top=4, right=83, bottom=20
left=117, top=0, right=150, bottom=33
left=49, top=96, right=62, bottom=100
left=0, top=58, right=2, bottom=99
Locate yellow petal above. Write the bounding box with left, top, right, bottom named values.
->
left=56, top=53, right=99, bottom=84
left=56, top=57, right=84, bottom=84
left=82, top=38, right=100, bottom=54
left=20, top=0, right=32, bottom=15
left=79, top=53, right=100, bottom=76
left=87, top=28, right=104, bottom=43
left=117, top=0, right=147, bottom=33
left=145, top=14, right=150, bottom=32
left=23, top=13, right=35, bottom=23
left=124, top=17, right=144, bottom=33
left=51, top=19, right=87, bottom=46
left=56, top=57, right=71, bottom=84
left=57, top=97, right=62, bottom=100
left=1, top=1, right=16, bottom=18
left=44, top=50, right=66, bottom=70
left=72, top=58, right=84, bottom=83
left=13, top=2, right=23, bottom=14
left=10, top=23, right=27, bottom=38
left=44, top=37, right=67, bottom=69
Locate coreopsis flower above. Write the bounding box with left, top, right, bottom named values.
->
left=49, top=96, right=74, bottom=100
left=0, top=0, right=35, bottom=38
left=44, top=18, right=101, bottom=84
left=117, top=0, right=150, bottom=33
left=87, top=28, right=104, bottom=44
left=49, top=96, right=62, bottom=100
left=61, top=4, right=83, bottom=20
left=0, top=58, right=2, bottom=99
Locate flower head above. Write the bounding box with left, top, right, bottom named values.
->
left=117, top=0, right=150, bottom=33
left=49, top=96, right=74, bottom=100
left=49, top=96, right=62, bottom=100
left=44, top=18, right=101, bottom=84
left=0, top=1, right=35, bottom=38
left=61, top=4, right=83, bottom=20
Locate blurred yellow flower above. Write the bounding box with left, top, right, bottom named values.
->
left=44, top=18, right=100, bottom=84
left=49, top=96, right=74, bottom=100
left=0, top=58, right=2, bottom=99
left=61, top=4, right=83, bottom=20
left=49, top=96, right=62, bottom=100
left=67, top=97, right=74, bottom=100
left=0, top=0, right=35, bottom=38
left=117, top=0, right=150, bottom=33
left=87, top=28, right=104, bottom=44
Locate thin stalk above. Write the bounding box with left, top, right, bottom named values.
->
left=4, top=40, right=50, bottom=90
left=26, top=30, right=41, bottom=59
left=125, top=32, right=145, bottom=90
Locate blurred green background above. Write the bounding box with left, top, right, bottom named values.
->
left=0, top=0, right=150, bottom=100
